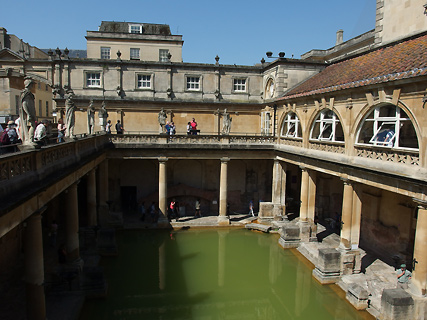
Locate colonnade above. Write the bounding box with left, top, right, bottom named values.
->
left=291, top=161, right=427, bottom=297
left=21, top=162, right=107, bottom=320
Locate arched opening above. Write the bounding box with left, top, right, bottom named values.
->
left=356, top=104, right=418, bottom=149
left=310, top=109, right=344, bottom=142
left=280, top=112, right=302, bottom=138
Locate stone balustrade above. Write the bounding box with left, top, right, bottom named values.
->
left=355, top=145, right=419, bottom=166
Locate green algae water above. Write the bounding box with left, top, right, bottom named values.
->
left=80, top=229, right=372, bottom=320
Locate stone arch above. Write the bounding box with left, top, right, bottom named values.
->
left=353, top=101, right=420, bottom=150
left=278, top=111, right=303, bottom=138
left=353, top=100, right=421, bottom=149
left=307, top=107, right=346, bottom=143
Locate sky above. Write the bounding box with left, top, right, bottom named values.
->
left=1, top=0, right=376, bottom=65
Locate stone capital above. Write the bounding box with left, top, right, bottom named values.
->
left=158, top=157, right=168, bottom=163
left=413, top=198, right=427, bottom=210
left=220, top=157, right=230, bottom=163
left=341, top=177, right=351, bottom=185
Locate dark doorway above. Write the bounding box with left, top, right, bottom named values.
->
left=121, top=186, right=137, bottom=213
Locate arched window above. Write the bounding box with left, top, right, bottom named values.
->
left=310, top=110, right=344, bottom=142
left=280, top=112, right=302, bottom=138
left=357, top=104, right=418, bottom=149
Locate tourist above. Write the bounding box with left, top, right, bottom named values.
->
left=149, top=202, right=156, bottom=222
left=139, top=201, right=146, bottom=221
left=115, top=120, right=124, bottom=134
left=6, top=120, right=19, bottom=144
left=396, top=264, right=412, bottom=289
left=169, top=122, right=176, bottom=135
left=165, top=121, right=171, bottom=135
left=249, top=200, right=254, bottom=217
left=187, top=122, right=191, bottom=135
left=169, top=199, right=176, bottom=221
left=190, top=118, right=197, bottom=135
left=105, top=120, right=112, bottom=134
left=195, top=199, right=201, bottom=217
left=34, top=120, right=49, bottom=145
left=57, top=119, right=66, bottom=142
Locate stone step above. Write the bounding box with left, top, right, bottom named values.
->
left=245, top=223, right=272, bottom=233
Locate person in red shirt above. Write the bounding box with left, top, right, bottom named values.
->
left=190, top=118, right=197, bottom=135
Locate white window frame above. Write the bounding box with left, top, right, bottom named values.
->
left=136, top=74, right=152, bottom=89
left=310, top=110, right=342, bottom=142
left=261, top=111, right=271, bottom=136
left=130, top=48, right=140, bottom=60
left=100, top=47, right=110, bottom=59
left=129, top=24, right=142, bottom=34
left=159, top=49, right=169, bottom=62
left=281, top=112, right=301, bottom=138
left=233, top=78, right=247, bottom=92
left=186, top=76, right=201, bottom=91
left=85, top=72, right=102, bottom=88
left=356, top=105, right=417, bottom=149
left=369, top=122, right=397, bottom=147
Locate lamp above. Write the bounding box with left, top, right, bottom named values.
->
left=265, top=52, right=286, bottom=59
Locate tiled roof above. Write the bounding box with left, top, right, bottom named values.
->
left=280, top=34, right=427, bottom=100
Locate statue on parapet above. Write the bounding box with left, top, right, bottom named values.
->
left=158, top=108, right=167, bottom=133
left=222, top=108, right=232, bottom=135
left=98, top=102, right=108, bottom=131
left=65, top=92, right=76, bottom=138
left=87, top=100, right=95, bottom=135
left=20, top=78, right=36, bottom=143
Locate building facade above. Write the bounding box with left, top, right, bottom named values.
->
left=1, top=0, right=427, bottom=319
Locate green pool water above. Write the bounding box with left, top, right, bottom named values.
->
left=79, top=228, right=372, bottom=320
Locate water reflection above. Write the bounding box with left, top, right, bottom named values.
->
left=80, top=229, right=372, bottom=320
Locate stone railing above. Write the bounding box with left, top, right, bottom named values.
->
left=355, top=145, right=419, bottom=166
left=0, top=135, right=110, bottom=184
left=0, top=152, right=34, bottom=181
left=279, top=137, right=303, bottom=148
left=309, top=141, right=346, bottom=154
left=110, top=134, right=275, bottom=146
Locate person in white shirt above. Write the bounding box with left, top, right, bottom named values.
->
left=34, top=120, right=48, bottom=145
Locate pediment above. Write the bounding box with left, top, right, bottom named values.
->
left=0, top=48, right=25, bottom=61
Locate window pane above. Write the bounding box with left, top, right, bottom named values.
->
left=399, top=121, right=418, bottom=148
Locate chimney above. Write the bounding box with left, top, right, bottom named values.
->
left=336, top=29, right=344, bottom=46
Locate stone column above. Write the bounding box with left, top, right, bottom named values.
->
left=299, top=166, right=309, bottom=222
left=272, top=159, right=284, bottom=218
left=158, top=157, right=169, bottom=227
left=218, top=157, right=230, bottom=225
left=65, top=182, right=80, bottom=261
left=340, top=179, right=353, bottom=250
left=87, top=169, right=97, bottom=226
left=54, top=62, right=61, bottom=89
left=24, top=211, right=46, bottom=320
left=97, top=160, right=109, bottom=226
left=307, top=170, right=317, bottom=222
left=411, top=199, right=427, bottom=297
left=350, top=186, right=362, bottom=250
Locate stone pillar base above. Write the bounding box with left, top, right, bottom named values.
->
left=278, top=224, right=300, bottom=249
left=312, top=268, right=341, bottom=284
left=312, top=248, right=341, bottom=284
left=340, top=248, right=362, bottom=275
left=346, top=284, right=369, bottom=310
left=380, top=288, right=414, bottom=320
left=298, top=220, right=317, bottom=242
left=218, top=216, right=230, bottom=226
